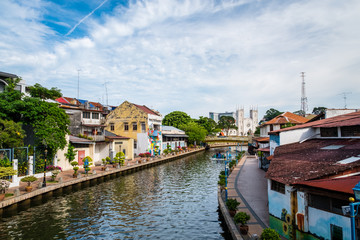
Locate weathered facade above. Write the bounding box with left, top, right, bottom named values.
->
left=105, top=101, right=162, bottom=156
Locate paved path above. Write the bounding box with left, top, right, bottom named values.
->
left=226, top=155, right=269, bottom=238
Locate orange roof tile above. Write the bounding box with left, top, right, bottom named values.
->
left=133, top=103, right=160, bottom=116
left=265, top=112, right=309, bottom=125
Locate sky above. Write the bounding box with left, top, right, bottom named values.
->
left=1, top=0, right=359, bottom=120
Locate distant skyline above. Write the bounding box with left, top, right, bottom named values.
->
left=1, top=0, right=359, bottom=119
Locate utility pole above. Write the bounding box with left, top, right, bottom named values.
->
left=340, top=92, right=352, bottom=109
left=77, top=69, right=81, bottom=99
left=300, top=72, right=308, bottom=117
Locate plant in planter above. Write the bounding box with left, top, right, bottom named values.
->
left=21, top=175, right=37, bottom=192
left=114, top=152, right=125, bottom=167
left=226, top=198, right=240, bottom=217
left=0, top=167, right=17, bottom=201
left=71, top=161, right=79, bottom=177
left=64, top=143, right=77, bottom=163
left=261, top=228, right=281, bottom=240
left=46, top=165, right=62, bottom=182
left=234, top=211, right=251, bottom=235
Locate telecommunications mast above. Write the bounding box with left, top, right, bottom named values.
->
left=300, top=72, right=308, bottom=117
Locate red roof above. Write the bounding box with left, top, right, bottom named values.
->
left=133, top=103, right=160, bottom=116
left=265, top=138, right=360, bottom=185
left=258, top=148, right=270, bottom=152
left=55, top=97, right=69, bottom=104
left=270, top=111, right=360, bottom=134
left=295, top=176, right=360, bottom=194
left=253, top=137, right=269, bottom=142
left=265, top=112, right=309, bottom=125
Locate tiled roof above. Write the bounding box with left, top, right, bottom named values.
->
left=270, top=111, right=360, bottom=134
left=69, top=135, right=93, bottom=144
left=55, top=97, right=69, bottom=104
left=133, top=103, right=160, bottom=116
left=294, top=176, right=360, bottom=194
left=265, top=138, right=360, bottom=185
left=264, top=112, right=309, bottom=125
left=104, top=130, right=129, bottom=139
left=253, top=137, right=269, bottom=142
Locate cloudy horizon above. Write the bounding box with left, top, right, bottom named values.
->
left=1, top=0, right=359, bottom=119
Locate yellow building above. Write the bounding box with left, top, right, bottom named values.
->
left=105, top=101, right=162, bottom=157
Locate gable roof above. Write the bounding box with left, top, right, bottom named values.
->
left=265, top=138, right=360, bottom=185
left=264, top=112, right=309, bottom=125
left=270, top=111, right=360, bottom=134
left=133, top=103, right=160, bottom=116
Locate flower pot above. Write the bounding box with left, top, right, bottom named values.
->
left=73, top=173, right=78, bottom=178
left=101, top=167, right=106, bottom=171
left=0, top=193, right=5, bottom=201
left=25, top=186, right=33, bottom=192
left=229, top=210, right=236, bottom=217
left=239, top=225, right=249, bottom=235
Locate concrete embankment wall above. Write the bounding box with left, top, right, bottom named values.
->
left=0, top=148, right=205, bottom=217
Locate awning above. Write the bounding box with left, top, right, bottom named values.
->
left=258, top=148, right=270, bottom=152
left=69, top=135, right=93, bottom=144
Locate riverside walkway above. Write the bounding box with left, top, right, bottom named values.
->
left=0, top=148, right=205, bottom=216
left=219, top=155, right=269, bottom=239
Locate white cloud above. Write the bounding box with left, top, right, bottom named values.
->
left=0, top=0, right=360, bottom=119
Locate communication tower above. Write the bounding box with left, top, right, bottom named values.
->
left=300, top=72, right=308, bottom=116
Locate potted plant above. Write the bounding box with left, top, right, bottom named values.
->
left=46, top=165, right=62, bottom=182
left=261, top=228, right=281, bottom=240
left=234, top=211, right=251, bottom=235
left=226, top=198, right=240, bottom=217
left=21, top=175, right=37, bottom=192
left=114, top=152, right=125, bottom=167
left=0, top=167, right=17, bottom=201
left=71, top=161, right=79, bottom=177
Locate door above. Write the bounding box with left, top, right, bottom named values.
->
left=78, top=150, right=85, bottom=165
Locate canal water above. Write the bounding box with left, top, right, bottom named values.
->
left=0, top=149, right=236, bottom=240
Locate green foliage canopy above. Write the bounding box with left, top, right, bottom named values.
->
left=0, top=119, right=25, bottom=148
left=312, top=107, right=327, bottom=115
left=217, top=116, right=237, bottom=136
left=195, top=116, right=220, bottom=136
left=179, top=121, right=207, bottom=145
left=0, top=78, right=69, bottom=157
left=264, top=108, right=283, bottom=121
left=27, top=83, right=62, bottom=100
left=64, top=144, right=77, bottom=163
left=162, top=111, right=192, bottom=128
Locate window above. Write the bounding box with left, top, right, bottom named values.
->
left=309, top=194, right=348, bottom=215
left=270, top=125, right=273, bottom=131
left=92, top=112, right=99, bottom=119
left=110, top=123, right=114, bottom=131
left=141, top=122, right=146, bottom=133
left=133, top=122, right=137, bottom=131
left=134, top=140, right=137, bottom=149
left=83, top=112, right=90, bottom=119
left=331, top=224, right=343, bottom=240
left=124, top=122, right=129, bottom=131
left=341, top=126, right=360, bottom=137
left=271, top=180, right=285, bottom=194
left=320, top=127, right=338, bottom=137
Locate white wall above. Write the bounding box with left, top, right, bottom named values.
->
left=136, top=133, right=149, bottom=155
left=326, top=109, right=357, bottom=118
left=279, top=127, right=316, bottom=145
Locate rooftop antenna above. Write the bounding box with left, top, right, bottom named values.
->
left=77, top=69, right=81, bottom=99
left=300, top=72, right=308, bottom=116
left=340, top=92, right=352, bottom=109
left=104, top=81, right=109, bottom=106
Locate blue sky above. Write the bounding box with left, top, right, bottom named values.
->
left=1, top=0, right=359, bottom=119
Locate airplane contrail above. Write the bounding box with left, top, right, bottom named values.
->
left=65, top=0, right=109, bottom=36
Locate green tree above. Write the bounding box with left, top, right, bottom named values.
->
left=312, top=107, right=327, bottom=115
left=162, top=111, right=192, bottom=128
left=217, top=116, right=237, bottom=136
left=0, top=80, right=70, bottom=158
left=64, top=143, right=77, bottom=163
left=0, top=119, right=25, bottom=148
left=264, top=108, right=283, bottom=121
left=179, top=122, right=207, bottom=145
left=195, top=116, right=220, bottom=136
left=27, top=83, right=62, bottom=100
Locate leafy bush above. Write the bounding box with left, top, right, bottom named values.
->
left=261, top=228, right=281, bottom=240
left=218, top=178, right=225, bottom=187
left=234, top=212, right=250, bottom=225
left=226, top=198, right=240, bottom=211
left=21, top=176, right=37, bottom=186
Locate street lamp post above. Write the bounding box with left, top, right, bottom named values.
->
left=348, top=182, right=360, bottom=240
left=42, top=149, right=47, bottom=187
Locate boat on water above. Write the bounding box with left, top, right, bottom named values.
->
left=210, top=153, right=234, bottom=161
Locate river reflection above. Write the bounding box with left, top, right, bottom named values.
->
left=0, top=151, right=233, bottom=240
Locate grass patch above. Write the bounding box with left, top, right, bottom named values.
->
left=5, top=193, right=13, bottom=197
left=46, top=180, right=58, bottom=183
